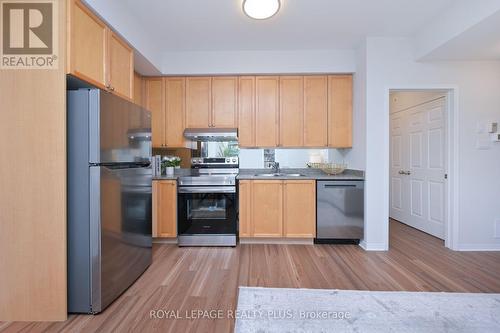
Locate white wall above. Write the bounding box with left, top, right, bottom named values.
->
left=362, top=37, right=500, bottom=251
left=161, top=49, right=356, bottom=75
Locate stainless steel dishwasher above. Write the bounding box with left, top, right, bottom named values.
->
left=315, top=180, right=364, bottom=244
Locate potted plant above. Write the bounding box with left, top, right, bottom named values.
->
left=161, top=156, right=181, bottom=176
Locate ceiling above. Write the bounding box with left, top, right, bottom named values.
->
left=118, top=0, right=454, bottom=52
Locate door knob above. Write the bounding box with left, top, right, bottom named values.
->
left=398, top=170, right=405, bottom=175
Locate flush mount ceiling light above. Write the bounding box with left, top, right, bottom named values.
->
left=243, top=0, right=281, bottom=20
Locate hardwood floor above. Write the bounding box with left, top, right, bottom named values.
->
left=2, top=220, right=500, bottom=332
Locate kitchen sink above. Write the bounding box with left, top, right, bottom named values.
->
left=254, top=173, right=305, bottom=177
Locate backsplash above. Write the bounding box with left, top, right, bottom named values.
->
left=239, top=149, right=334, bottom=168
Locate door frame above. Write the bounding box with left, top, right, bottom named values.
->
left=385, top=86, right=459, bottom=250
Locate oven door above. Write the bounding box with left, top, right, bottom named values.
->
left=177, top=186, right=237, bottom=236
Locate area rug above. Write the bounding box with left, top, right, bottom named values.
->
left=234, top=287, right=500, bottom=333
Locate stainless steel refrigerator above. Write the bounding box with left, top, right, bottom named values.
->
left=67, top=88, right=152, bottom=314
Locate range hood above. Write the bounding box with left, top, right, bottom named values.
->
left=183, top=128, right=238, bottom=142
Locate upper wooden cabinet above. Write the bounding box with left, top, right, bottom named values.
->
left=304, top=76, right=328, bottom=147
left=255, top=76, right=280, bottom=147
left=67, top=0, right=134, bottom=100
left=279, top=76, right=304, bottom=147
left=153, top=180, right=177, bottom=238
left=67, top=0, right=107, bottom=87
left=212, top=77, right=238, bottom=128
left=165, top=78, right=187, bottom=147
left=107, top=30, right=134, bottom=100
left=145, top=78, right=164, bottom=148
left=238, top=77, right=256, bottom=147
left=133, top=72, right=145, bottom=107
left=328, top=75, right=353, bottom=148
left=186, top=77, right=211, bottom=128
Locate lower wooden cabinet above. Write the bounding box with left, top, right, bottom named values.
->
left=153, top=180, right=177, bottom=238
left=239, top=180, right=316, bottom=238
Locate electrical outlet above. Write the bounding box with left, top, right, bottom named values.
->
left=495, top=219, right=500, bottom=239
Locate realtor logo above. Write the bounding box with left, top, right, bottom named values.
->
left=1, top=0, right=58, bottom=69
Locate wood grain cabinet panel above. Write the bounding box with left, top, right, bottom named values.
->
left=238, top=180, right=252, bottom=237
left=107, top=30, right=134, bottom=100
left=153, top=181, right=177, bottom=238
left=165, top=78, right=187, bottom=147
left=283, top=180, right=316, bottom=238
left=238, top=77, right=256, bottom=147
left=186, top=77, right=211, bottom=128
left=255, top=76, right=280, bottom=147
left=328, top=75, right=353, bottom=148
left=212, top=77, right=238, bottom=128
left=133, top=72, right=145, bottom=107
left=68, top=0, right=107, bottom=88
left=145, top=78, right=165, bottom=148
left=279, top=76, right=304, bottom=147
left=251, top=181, right=283, bottom=237
left=304, top=76, right=328, bottom=147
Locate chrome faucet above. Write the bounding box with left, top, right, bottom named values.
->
left=271, top=162, right=280, bottom=174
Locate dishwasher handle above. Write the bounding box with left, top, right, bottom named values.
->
left=319, top=181, right=364, bottom=189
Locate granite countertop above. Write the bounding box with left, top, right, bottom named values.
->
left=237, top=168, right=364, bottom=180
left=154, top=168, right=364, bottom=181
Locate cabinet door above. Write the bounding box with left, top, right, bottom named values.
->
left=304, top=76, right=328, bottom=147
left=255, top=76, right=280, bottom=147
left=133, top=72, right=145, bottom=107
left=68, top=0, right=107, bottom=88
left=165, top=78, right=186, bottom=147
left=279, top=76, right=304, bottom=147
left=107, top=30, right=134, bottom=100
left=283, top=180, right=316, bottom=238
left=238, top=77, right=256, bottom=147
left=145, top=78, right=165, bottom=148
left=252, top=181, right=283, bottom=237
left=212, top=77, right=238, bottom=128
left=153, top=181, right=177, bottom=238
left=238, top=181, right=252, bottom=237
left=186, top=77, right=211, bottom=128
left=328, top=75, right=353, bottom=148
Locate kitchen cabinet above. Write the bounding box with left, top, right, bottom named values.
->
left=328, top=75, right=353, bottom=148
left=133, top=72, right=145, bottom=107
left=153, top=180, right=177, bottom=238
left=238, top=77, right=256, bottom=147
left=212, top=77, right=238, bottom=128
left=251, top=181, right=283, bottom=237
left=67, top=0, right=107, bottom=88
left=239, top=180, right=315, bottom=238
left=279, top=76, right=304, bottom=147
left=304, top=76, right=328, bottom=147
left=283, top=180, right=316, bottom=238
left=67, top=0, right=134, bottom=100
left=145, top=78, right=164, bottom=148
left=186, top=77, right=211, bottom=128
left=238, top=180, right=252, bottom=237
left=165, top=78, right=187, bottom=147
left=255, top=76, right=280, bottom=147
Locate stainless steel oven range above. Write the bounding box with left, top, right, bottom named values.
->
left=177, top=157, right=239, bottom=246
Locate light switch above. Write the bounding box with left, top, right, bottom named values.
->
left=488, top=122, right=498, bottom=133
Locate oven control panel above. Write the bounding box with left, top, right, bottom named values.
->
left=191, top=157, right=239, bottom=166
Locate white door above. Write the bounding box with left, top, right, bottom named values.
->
left=390, top=97, right=447, bottom=239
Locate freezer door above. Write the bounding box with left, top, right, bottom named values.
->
left=89, top=89, right=152, bottom=164
left=316, top=181, right=364, bottom=240
left=89, top=165, right=152, bottom=312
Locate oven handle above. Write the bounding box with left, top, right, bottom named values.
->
left=178, top=186, right=236, bottom=194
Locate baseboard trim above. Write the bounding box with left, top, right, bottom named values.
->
left=456, top=243, right=500, bottom=251
left=239, top=238, right=314, bottom=245
left=359, top=240, right=388, bottom=251
left=153, top=237, right=178, bottom=244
